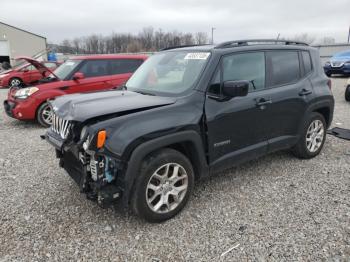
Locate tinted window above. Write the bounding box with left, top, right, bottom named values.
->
left=222, top=52, right=265, bottom=92
left=267, top=51, right=300, bottom=87
left=110, top=59, right=143, bottom=74
left=79, top=60, right=109, bottom=78
left=302, top=51, right=312, bottom=75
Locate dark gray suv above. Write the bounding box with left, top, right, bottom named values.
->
left=44, top=40, right=334, bottom=222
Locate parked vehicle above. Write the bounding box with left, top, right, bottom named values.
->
left=324, top=50, right=350, bottom=77
left=345, top=78, right=350, bottom=101
left=4, top=54, right=147, bottom=127
left=0, top=57, right=61, bottom=88
left=44, top=40, right=334, bottom=222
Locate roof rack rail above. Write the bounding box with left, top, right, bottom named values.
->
left=215, top=39, right=309, bottom=49
left=161, top=44, right=211, bottom=51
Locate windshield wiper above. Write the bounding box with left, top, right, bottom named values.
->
left=132, top=90, right=156, bottom=96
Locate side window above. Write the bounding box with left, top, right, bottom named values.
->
left=110, top=59, right=143, bottom=74
left=266, top=51, right=300, bottom=87
left=44, top=62, right=57, bottom=69
left=302, top=51, right=312, bottom=75
left=78, top=60, right=109, bottom=78
left=22, top=65, right=35, bottom=71
left=222, top=52, right=265, bottom=92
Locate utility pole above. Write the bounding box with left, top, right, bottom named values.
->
left=348, top=26, right=350, bottom=43
left=211, top=27, right=216, bottom=44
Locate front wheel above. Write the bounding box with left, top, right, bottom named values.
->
left=9, top=77, right=23, bottom=87
left=131, top=148, right=194, bottom=223
left=36, top=102, right=53, bottom=127
left=292, top=112, right=326, bottom=159
left=345, top=85, right=350, bottom=101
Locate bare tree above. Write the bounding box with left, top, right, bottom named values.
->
left=52, top=28, right=210, bottom=54
left=318, top=37, right=336, bottom=45
left=195, top=32, right=209, bottom=45
left=293, top=33, right=316, bottom=45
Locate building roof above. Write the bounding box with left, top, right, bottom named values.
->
left=0, top=21, right=46, bottom=39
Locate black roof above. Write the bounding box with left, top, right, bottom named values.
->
left=0, top=21, right=46, bottom=39
left=162, top=39, right=309, bottom=52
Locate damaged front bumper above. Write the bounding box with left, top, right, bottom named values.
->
left=44, top=130, right=125, bottom=207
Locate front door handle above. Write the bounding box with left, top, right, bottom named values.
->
left=256, top=98, right=272, bottom=107
left=299, top=89, right=312, bottom=96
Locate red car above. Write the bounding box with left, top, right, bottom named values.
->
left=0, top=57, right=61, bottom=88
left=4, top=54, right=148, bottom=127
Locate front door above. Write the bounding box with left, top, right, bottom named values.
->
left=205, top=51, right=269, bottom=172
left=65, top=59, right=114, bottom=94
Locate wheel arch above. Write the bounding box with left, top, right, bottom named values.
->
left=121, top=130, right=209, bottom=206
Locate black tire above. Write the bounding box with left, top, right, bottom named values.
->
left=131, top=148, right=194, bottom=223
left=9, top=77, right=23, bottom=87
left=36, top=102, right=53, bottom=127
left=345, top=85, right=350, bottom=102
left=292, top=112, right=326, bottom=159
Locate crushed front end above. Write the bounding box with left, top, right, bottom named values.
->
left=44, top=113, right=124, bottom=208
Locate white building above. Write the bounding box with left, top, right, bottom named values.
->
left=313, top=43, right=350, bottom=64
left=0, top=22, right=47, bottom=66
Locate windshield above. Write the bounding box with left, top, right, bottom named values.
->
left=126, top=51, right=210, bottom=95
left=52, top=59, right=82, bottom=79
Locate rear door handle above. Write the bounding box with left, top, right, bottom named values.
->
left=299, top=89, right=312, bottom=96
left=256, top=98, right=272, bottom=107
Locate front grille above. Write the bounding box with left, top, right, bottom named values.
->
left=51, top=113, right=71, bottom=139
left=331, top=61, right=344, bottom=67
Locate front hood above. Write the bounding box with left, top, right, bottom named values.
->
left=51, top=90, right=177, bottom=122
left=15, top=56, right=58, bottom=78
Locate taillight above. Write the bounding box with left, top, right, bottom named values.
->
left=327, top=79, right=332, bottom=90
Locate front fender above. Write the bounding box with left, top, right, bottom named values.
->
left=120, top=130, right=208, bottom=206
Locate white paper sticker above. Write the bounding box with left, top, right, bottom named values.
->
left=66, top=62, right=75, bottom=66
left=184, top=52, right=210, bottom=60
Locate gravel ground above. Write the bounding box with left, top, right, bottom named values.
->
left=1, top=78, right=350, bottom=261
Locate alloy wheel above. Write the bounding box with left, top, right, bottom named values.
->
left=10, top=79, right=21, bottom=87
left=41, top=105, right=53, bottom=125
left=146, top=163, right=188, bottom=214
left=306, top=119, right=324, bottom=153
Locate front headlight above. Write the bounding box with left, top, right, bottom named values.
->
left=344, top=61, right=350, bottom=66
left=325, top=61, right=331, bottom=66
left=14, top=87, right=39, bottom=99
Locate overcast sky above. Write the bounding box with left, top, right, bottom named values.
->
left=1, top=0, right=350, bottom=44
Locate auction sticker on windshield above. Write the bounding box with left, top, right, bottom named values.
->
left=184, top=52, right=210, bottom=60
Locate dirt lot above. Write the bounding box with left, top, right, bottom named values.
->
left=1, top=78, right=350, bottom=261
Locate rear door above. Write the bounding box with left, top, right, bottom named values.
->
left=107, top=59, right=144, bottom=88
left=205, top=51, right=269, bottom=170
left=263, top=50, right=315, bottom=152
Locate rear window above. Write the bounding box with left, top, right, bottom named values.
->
left=266, top=51, right=300, bottom=87
left=110, top=59, right=144, bottom=74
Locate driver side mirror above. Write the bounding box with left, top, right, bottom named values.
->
left=222, top=80, right=249, bottom=98
left=73, top=72, right=84, bottom=81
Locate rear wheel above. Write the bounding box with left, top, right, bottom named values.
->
left=36, top=102, right=53, bottom=127
left=131, top=148, right=194, bottom=223
left=9, top=77, right=22, bottom=87
left=292, top=112, right=326, bottom=159
left=345, top=85, right=350, bottom=101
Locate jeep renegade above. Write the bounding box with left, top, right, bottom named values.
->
left=44, top=40, right=334, bottom=222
